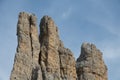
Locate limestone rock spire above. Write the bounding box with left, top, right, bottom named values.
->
left=10, top=12, right=107, bottom=80
left=39, top=16, right=77, bottom=80
left=10, top=12, right=42, bottom=80
left=10, top=12, right=77, bottom=80
left=39, top=16, right=61, bottom=80
left=76, top=42, right=108, bottom=80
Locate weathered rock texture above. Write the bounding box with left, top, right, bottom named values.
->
left=10, top=12, right=107, bottom=80
left=76, top=43, right=108, bottom=80
left=10, top=12, right=77, bottom=80
left=10, top=12, right=42, bottom=80
left=39, top=16, right=76, bottom=80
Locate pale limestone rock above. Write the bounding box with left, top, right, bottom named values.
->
left=58, top=46, right=77, bottom=80
left=76, top=42, right=108, bottom=80
left=10, top=12, right=42, bottom=80
left=10, top=12, right=108, bottom=80
left=39, top=16, right=60, bottom=80
left=39, top=16, right=77, bottom=80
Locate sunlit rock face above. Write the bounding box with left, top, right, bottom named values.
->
left=10, top=12, right=107, bottom=80
left=10, top=12, right=77, bottom=80
left=10, top=12, right=42, bottom=80
left=76, top=43, right=108, bottom=80
left=39, top=16, right=77, bottom=80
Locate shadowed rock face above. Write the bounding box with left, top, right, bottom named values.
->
left=10, top=12, right=107, bottom=80
left=76, top=43, right=108, bottom=80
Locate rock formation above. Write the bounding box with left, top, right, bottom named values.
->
left=76, top=43, right=108, bottom=80
left=10, top=12, right=108, bottom=80
left=10, top=12, right=42, bottom=80
left=39, top=16, right=76, bottom=80
left=10, top=12, right=76, bottom=80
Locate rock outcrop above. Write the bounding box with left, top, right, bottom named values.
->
left=10, top=12, right=42, bottom=80
left=39, top=16, right=77, bottom=80
left=76, top=43, right=108, bottom=80
left=10, top=12, right=77, bottom=80
left=10, top=12, right=107, bottom=80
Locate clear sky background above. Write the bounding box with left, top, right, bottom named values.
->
left=0, top=0, right=120, bottom=80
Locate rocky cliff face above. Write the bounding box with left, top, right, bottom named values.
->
left=76, top=43, right=108, bottom=80
left=10, top=12, right=42, bottom=80
left=10, top=12, right=108, bottom=80
left=39, top=16, right=77, bottom=80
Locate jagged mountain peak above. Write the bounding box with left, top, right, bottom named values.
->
left=10, top=12, right=107, bottom=80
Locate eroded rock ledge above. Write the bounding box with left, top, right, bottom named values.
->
left=10, top=12, right=108, bottom=80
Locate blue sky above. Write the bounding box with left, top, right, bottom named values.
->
left=0, top=0, right=120, bottom=80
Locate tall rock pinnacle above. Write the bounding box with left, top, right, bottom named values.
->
left=10, top=12, right=77, bottom=80
left=39, top=16, right=77, bottom=80
left=39, top=16, right=61, bottom=80
left=76, top=43, right=108, bottom=80
left=10, top=12, right=42, bottom=80
left=10, top=12, right=107, bottom=80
